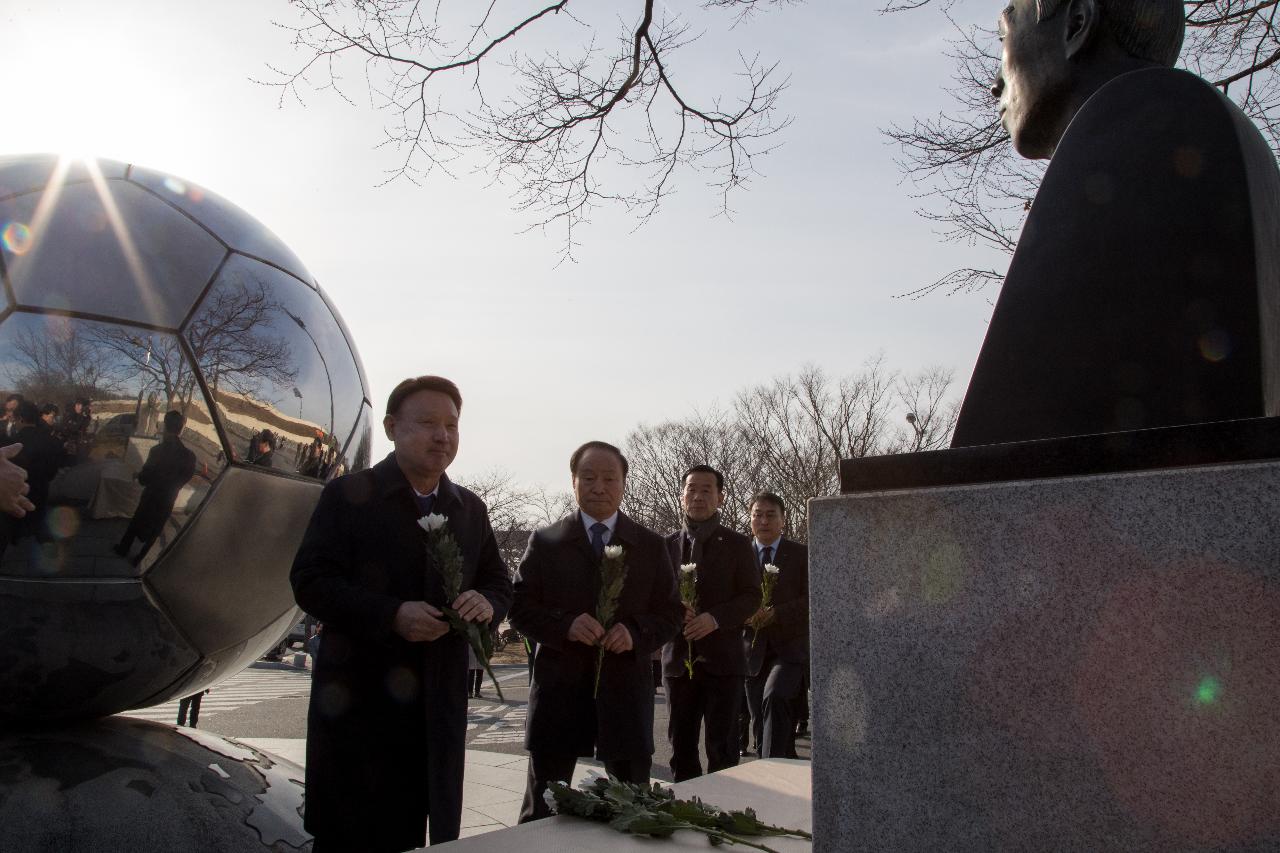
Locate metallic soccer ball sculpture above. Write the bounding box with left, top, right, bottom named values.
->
left=0, top=154, right=371, bottom=722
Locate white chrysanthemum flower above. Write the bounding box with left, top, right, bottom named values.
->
left=680, top=563, right=697, bottom=575
left=542, top=787, right=557, bottom=812
left=764, top=563, right=781, bottom=575
left=603, top=544, right=624, bottom=560
left=418, top=513, right=448, bottom=532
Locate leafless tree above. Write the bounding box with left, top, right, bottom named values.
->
left=84, top=329, right=203, bottom=417
left=455, top=466, right=541, bottom=568
left=884, top=0, right=1280, bottom=297
left=456, top=466, right=534, bottom=533
left=266, top=0, right=793, bottom=258
left=899, top=365, right=961, bottom=451
left=6, top=322, right=129, bottom=404
left=623, top=358, right=958, bottom=541
left=524, top=483, right=577, bottom=527
left=185, top=280, right=299, bottom=409
left=623, top=409, right=751, bottom=533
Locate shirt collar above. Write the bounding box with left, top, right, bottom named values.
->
left=581, top=510, right=619, bottom=537
left=754, top=537, right=782, bottom=555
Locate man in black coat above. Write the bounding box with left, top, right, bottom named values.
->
left=291, top=376, right=513, bottom=852
left=511, top=440, right=683, bottom=822
left=742, top=491, right=809, bottom=759
left=663, top=464, right=761, bottom=782
left=8, top=400, right=67, bottom=544
left=115, top=410, right=196, bottom=564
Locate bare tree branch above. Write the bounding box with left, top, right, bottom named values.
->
left=264, top=0, right=794, bottom=259
left=624, top=358, right=959, bottom=541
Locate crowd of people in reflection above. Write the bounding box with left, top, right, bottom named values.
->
left=0, top=393, right=94, bottom=547
left=238, top=427, right=346, bottom=479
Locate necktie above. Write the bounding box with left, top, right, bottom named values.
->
left=760, top=545, right=773, bottom=567
left=590, top=522, right=608, bottom=558
left=414, top=493, right=435, bottom=518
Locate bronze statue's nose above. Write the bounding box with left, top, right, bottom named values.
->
left=991, top=72, right=1005, bottom=99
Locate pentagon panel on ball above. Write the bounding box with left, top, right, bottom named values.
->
left=0, top=154, right=371, bottom=722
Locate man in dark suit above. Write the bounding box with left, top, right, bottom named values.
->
left=8, top=400, right=67, bottom=544
left=115, top=410, right=196, bottom=564
left=663, top=465, right=761, bottom=782
left=511, top=440, right=683, bottom=822
left=291, top=376, right=513, bottom=852
left=742, top=491, right=809, bottom=759
left=2, top=393, right=24, bottom=440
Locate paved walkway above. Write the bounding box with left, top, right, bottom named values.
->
left=120, top=665, right=315, bottom=724
left=237, top=737, right=613, bottom=841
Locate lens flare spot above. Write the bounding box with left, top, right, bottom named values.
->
left=46, top=506, right=81, bottom=540
left=1199, top=330, right=1231, bottom=362
left=1, top=221, right=32, bottom=255
left=1195, top=675, right=1221, bottom=705
left=42, top=313, right=74, bottom=341
left=162, top=176, right=187, bottom=196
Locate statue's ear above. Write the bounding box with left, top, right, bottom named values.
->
left=1064, top=0, right=1100, bottom=59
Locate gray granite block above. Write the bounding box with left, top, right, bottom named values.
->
left=809, top=460, right=1280, bottom=852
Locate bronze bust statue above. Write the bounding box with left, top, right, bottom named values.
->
left=951, top=0, right=1280, bottom=447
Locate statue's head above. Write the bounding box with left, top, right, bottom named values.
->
left=994, top=0, right=1184, bottom=159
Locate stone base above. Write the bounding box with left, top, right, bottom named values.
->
left=810, top=456, right=1280, bottom=851
left=442, top=758, right=811, bottom=852
left=0, top=716, right=310, bottom=852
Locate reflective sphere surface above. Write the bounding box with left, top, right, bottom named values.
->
left=0, top=155, right=371, bottom=720
left=0, top=717, right=311, bottom=851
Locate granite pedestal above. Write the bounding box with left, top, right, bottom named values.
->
left=810, top=420, right=1280, bottom=851
left=440, top=758, right=811, bottom=852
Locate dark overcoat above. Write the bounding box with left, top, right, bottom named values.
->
left=131, top=435, right=196, bottom=540
left=744, top=538, right=810, bottom=676
left=10, top=424, right=67, bottom=541
left=511, top=511, right=682, bottom=760
left=662, top=524, right=761, bottom=679
left=290, top=453, right=512, bottom=850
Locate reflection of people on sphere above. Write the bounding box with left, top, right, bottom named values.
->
left=510, top=441, right=683, bottom=823
left=0, top=443, right=34, bottom=519
left=662, top=465, right=760, bottom=783
left=249, top=430, right=276, bottom=468
left=177, top=689, right=209, bottom=727
left=60, top=398, right=92, bottom=460
left=39, top=403, right=58, bottom=430
left=299, top=434, right=324, bottom=477
left=291, top=375, right=513, bottom=851
left=114, top=411, right=196, bottom=566
left=2, top=393, right=23, bottom=439
left=9, top=401, right=67, bottom=543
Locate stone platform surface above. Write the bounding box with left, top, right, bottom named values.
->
left=441, top=758, right=812, bottom=852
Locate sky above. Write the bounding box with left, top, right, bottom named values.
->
left=0, top=0, right=1008, bottom=490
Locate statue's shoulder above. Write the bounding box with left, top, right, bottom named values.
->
left=1068, top=67, right=1244, bottom=149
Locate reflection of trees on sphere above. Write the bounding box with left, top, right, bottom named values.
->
left=0, top=154, right=371, bottom=721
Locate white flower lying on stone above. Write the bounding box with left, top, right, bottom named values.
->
left=680, top=563, right=697, bottom=575
left=764, top=563, right=781, bottom=575
left=418, top=513, right=448, bottom=533
left=603, top=544, right=624, bottom=560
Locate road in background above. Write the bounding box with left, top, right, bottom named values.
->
left=145, top=660, right=811, bottom=782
